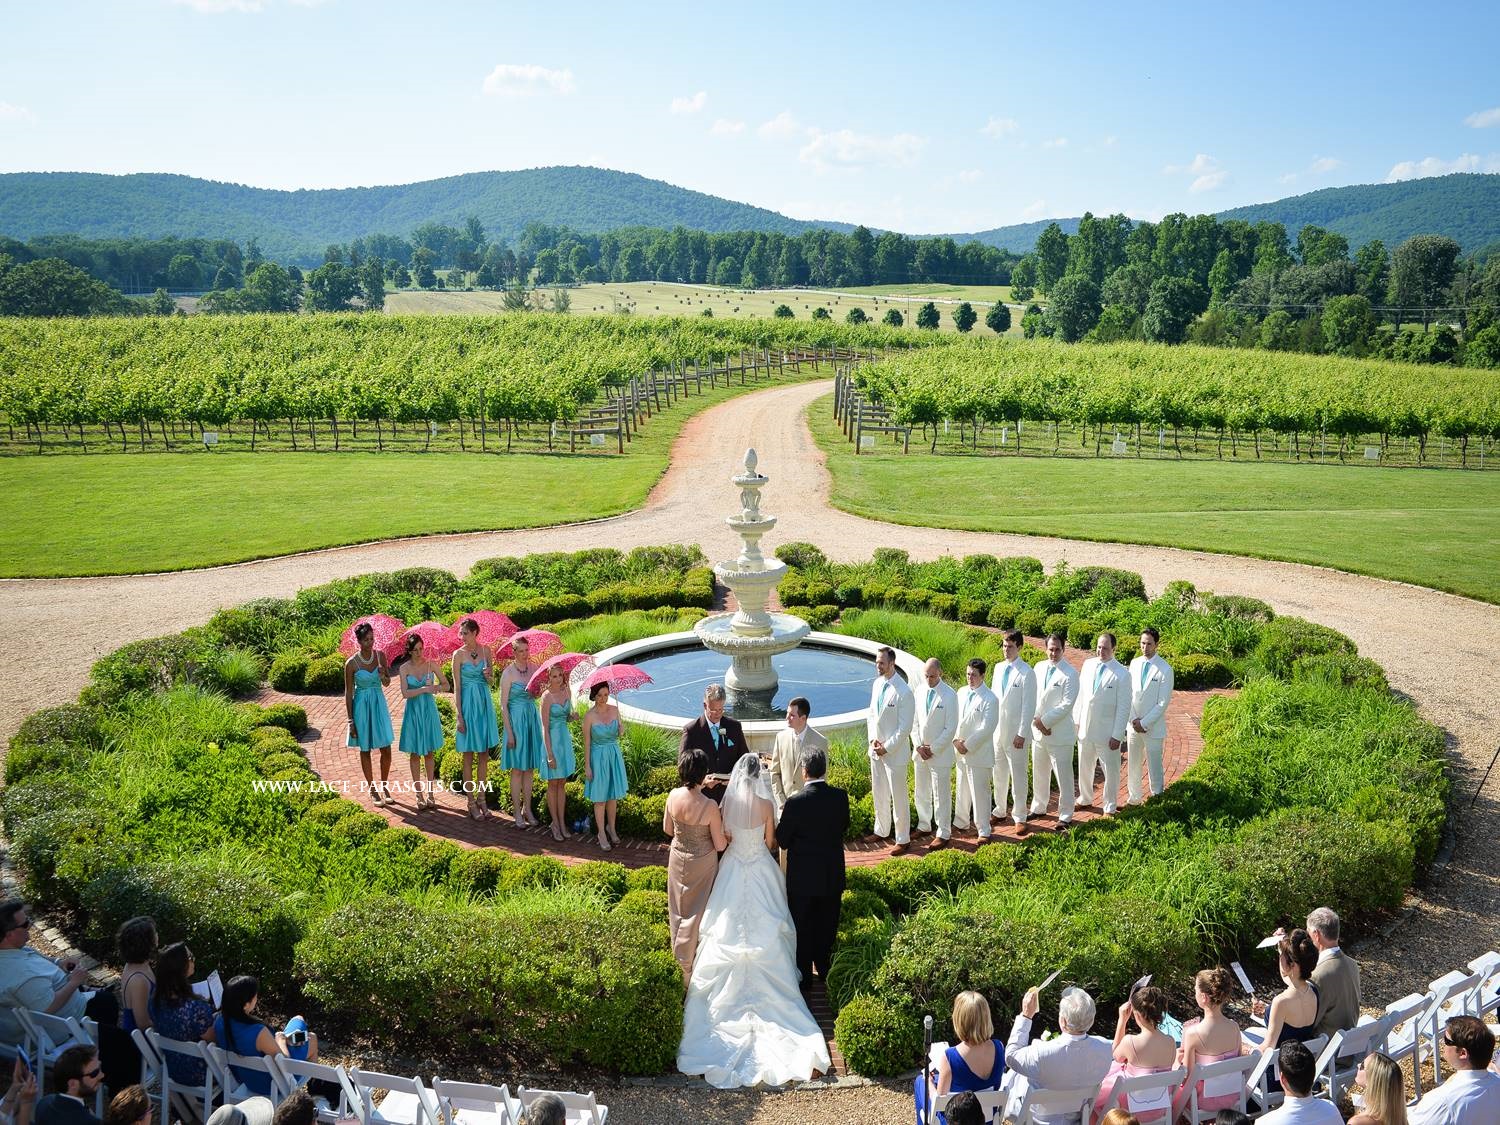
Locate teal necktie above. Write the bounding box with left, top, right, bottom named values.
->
left=879, top=680, right=890, bottom=710
left=926, top=687, right=936, bottom=710
left=1001, top=664, right=1012, bottom=696
left=1094, top=663, right=1104, bottom=692
left=1044, top=665, right=1054, bottom=688
left=710, top=724, right=720, bottom=748
left=1139, top=661, right=1149, bottom=690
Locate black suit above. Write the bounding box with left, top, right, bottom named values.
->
left=679, top=714, right=751, bottom=803
left=775, top=778, right=849, bottom=981
left=35, top=1095, right=100, bottom=1125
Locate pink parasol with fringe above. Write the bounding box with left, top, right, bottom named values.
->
left=395, top=620, right=462, bottom=664
left=526, top=652, right=594, bottom=696
left=579, top=663, right=653, bottom=697
left=452, top=609, right=518, bottom=648
left=339, top=614, right=405, bottom=659
left=496, top=629, right=564, bottom=663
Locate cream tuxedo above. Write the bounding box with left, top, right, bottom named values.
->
left=952, top=682, right=998, bottom=837
left=769, top=723, right=830, bottom=810
left=867, top=673, right=915, bottom=844
left=990, top=657, right=1038, bottom=823
left=1028, top=658, right=1079, bottom=823
left=1126, top=654, right=1174, bottom=804
left=911, top=678, right=959, bottom=838
left=1074, top=656, right=1131, bottom=814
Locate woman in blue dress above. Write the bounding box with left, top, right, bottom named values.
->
left=499, top=634, right=544, bottom=829
left=914, top=991, right=1005, bottom=1125
left=343, top=622, right=394, bottom=806
left=582, top=681, right=627, bottom=851
left=393, top=633, right=448, bottom=811
left=539, top=663, right=577, bottom=842
left=452, top=618, right=499, bottom=820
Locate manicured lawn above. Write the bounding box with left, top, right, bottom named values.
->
left=0, top=376, right=802, bottom=577
left=809, top=396, right=1500, bottom=604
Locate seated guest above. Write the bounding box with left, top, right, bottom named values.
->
left=914, top=991, right=1005, bottom=1125
left=213, top=975, right=318, bottom=1098
left=147, top=943, right=216, bottom=1086
left=101, top=1087, right=149, bottom=1125
left=1006, top=986, right=1113, bottom=1125
left=204, top=1100, right=274, bottom=1125
left=1215, top=1113, right=1252, bottom=1125
left=1, top=1058, right=39, bottom=1125
left=271, top=1092, right=317, bottom=1125
left=943, top=1093, right=986, bottom=1125
left=1099, top=1112, right=1140, bottom=1125
left=520, top=1095, right=565, bottom=1125
left=1248, top=930, right=1320, bottom=1054
left=1173, top=968, right=1245, bottom=1121
left=1259, top=1041, right=1340, bottom=1124
left=33, top=1047, right=102, bottom=1125
left=115, top=918, right=157, bottom=1035
left=1408, top=1016, right=1499, bottom=1125
left=1305, top=907, right=1360, bottom=1037
left=1349, top=1052, right=1406, bottom=1125
left=1094, top=986, right=1176, bottom=1124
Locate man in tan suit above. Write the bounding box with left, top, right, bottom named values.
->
left=1306, top=906, right=1361, bottom=1036
left=769, top=696, right=829, bottom=812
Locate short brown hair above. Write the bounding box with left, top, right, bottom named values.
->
left=1003, top=629, right=1023, bottom=646
left=677, top=747, right=708, bottom=788
left=951, top=990, right=993, bottom=1045
left=105, top=1086, right=151, bottom=1125
left=117, top=915, right=158, bottom=963
left=1445, top=1014, right=1495, bottom=1069
left=53, top=1045, right=98, bottom=1090
left=273, top=1090, right=319, bottom=1125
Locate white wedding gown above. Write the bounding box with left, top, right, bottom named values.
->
left=676, top=818, right=831, bottom=1088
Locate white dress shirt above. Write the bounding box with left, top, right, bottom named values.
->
left=1407, top=1069, right=1500, bottom=1125
left=1259, top=1094, right=1345, bottom=1125
left=1005, top=1015, right=1113, bottom=1125
left=1073, top=656, right=1131, bottom=744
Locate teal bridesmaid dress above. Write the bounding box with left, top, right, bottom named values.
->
left=584, top=717, right=627, bottom=802
left=456, top=658, right=499, bottom=752
left=541, top=701, right=576, bottom=780
left=347, top=664, right=394, bottom=751
left=399, top=673, right=443, bottom=756
left=502, top=680, right=545, bottom=771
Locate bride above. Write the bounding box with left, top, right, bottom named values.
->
left=677, top=754, right=831, bottom=1088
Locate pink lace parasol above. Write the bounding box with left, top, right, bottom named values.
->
left=396, top=620, right=461, bottom=664
left=525, top=652, right=594, bottom=696
left=339, top=614, right=405, bottom=659
left=452, top=609, right=518, bottom=648
left=496, top=629, right=564, bottom=663
left=579, top=663, right=653, bottom=696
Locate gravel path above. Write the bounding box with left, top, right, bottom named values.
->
left=3, top=378, right=1498, bottom=1122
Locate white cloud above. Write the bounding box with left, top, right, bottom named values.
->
left=799, top=127, right=925, bottom=171
left=758, top=111, right=805, bottom=140
left=1384, top=153, right=1495, bottom=181
left=1102, top=135, right=1118, bottom=148
left=670, top=90, right=707, bottom=115
left=481, top=63, right=575, bottom=97
left=1465, top=106, right=1500, bottom=128
left=1022, top=199, right=1049, bottom=220
left=0, top=101, right=36, bottom=124
left=957, top=168, right=984, bottom=184
left=1309, top=155, right=1342, bottom=174
left=1042, top=136, right=1068, bottom=149
left=980, top=116, right=1019, bottom=139
left=1164, top=153, right=1227, bottom=192
left=709, top=118, right=744, bottom=136
left=1190, top=170, right=1228, bottom=192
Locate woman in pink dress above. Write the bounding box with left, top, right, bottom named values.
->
left=1093, top=985, right=1178, bottom=1125
left=1172, top=968, right=1245, bottom=1121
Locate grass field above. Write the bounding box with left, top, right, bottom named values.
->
left=808, top=395, right=1500, bottom=603
left=0, top=374, right=807, bottom=577
left=386, top=281, right=1024, bottom=335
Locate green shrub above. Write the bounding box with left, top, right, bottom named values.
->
left=1067, top=618, right=1099, bottom=649
left=205, top=598, right=296, bottom=656
left=3, top=740, right=92, bottom=788
left=840, top=887, right=893, bottom=925
left=249, top=726, right=303, bottom=757
left=83, top=633, right=205, bottom=707
left=448, top=848, right=512, bottom=896
left=956, top=598, right=985, bottom=625
left=616, top=793, right=669, bottom=840
left=1078, top=566, right=1148, bottom=601
left=411, top=839, right=463, bottom=885
left=986, top=600, right=1020, bottom=629
left=330, top=811, right=389, bottom=846
left=269, top=652, right=311, bottom=692
left=305, top=797, right=364, bottom=826
left=776, top=542, right=828, bottom=570
left=805, top=604, right=841, bottom=629
left=201, top=647, right=264, bottom=696
left=614, top=888, right=668, bottom=920
left=1200, top=593, right=1275, bottom=622
left=1255, top=616, right=1355, bottom=679
left=257, top=702, right=308, bottom=735
left=847, top=792, right=876, bottom=839
left=639, top=765, right=680, bottom=796
left=10, top=807, right=103, bottom=903
left=827, top=914, right=895, bottom=1012
left=260, top=751, right=307, bottom=775
left=9, top=704, right=100, bottom=756
left=1017, top=609, right=1047, bottom=637
left=1173, top=654, right=1235, bottom=690
left=1291, top=652, right=1388, bottom=692
left=567, top=860, right=628, bottom=903
left=303, top=654, right=347, bottom=693
left=625, top=865, right=668, bottom=892
left=834, top=993, right=923, bottom=1078
left=498, top=854, right=567, bottom=893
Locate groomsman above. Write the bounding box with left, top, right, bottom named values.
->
left=990, top=630, right=1037, bottom=832
left=1074, top=633, right=1131, bottom=815
left=1028, top=633, right=1079, bottom=826
left=1126, top=628, right=1174, bottom=805
left=769, top=696, right=829, bottom=812
left=911, top=658, right=958, bottom=848
left=866, top=646, right=915, bottom=854
left=952, top=658, right=999, bottom=841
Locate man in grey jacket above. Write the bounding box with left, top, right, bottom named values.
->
left=1307, top=906, right=1361, bottom=1036
left=1005, top=985, right=1113, bottom=1125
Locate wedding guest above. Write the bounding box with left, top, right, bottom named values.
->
left=776, top=746, right=850, bottom=987
left=213, top=975, right=318, bottom=1099
left=582, top=682, right=626, bottom=850
left=1215, top=1114, right=1252, bottom=1125
left=952, top=659, right=999, bottom=842
left=1306, top=907, right=1361, bottom=1037
left=1248, top=930, right=1321, bottom=1054
left=102, top=1087, right=149, bottom=1125
left=866, top=647, right=915, bottom=853
left=204, top=1100, right=273, bottom=1125
left=769, top=697, right=828, bottom=812
left=539, top=664, right=577, bottom=841
left=1100, top=1113, right=1140, bottom=1125
left=453, top=618, right=499, bottom=820
left=1028, top=634, right=1080, bottom=827
left=271, top=1092, right=317, bottom=1125
left=1, top=1058, right=38, bottom=1125
left=343, top=622, right=394, bottom=806
left=1258, top=1041, right=1340, bottom=1125
left=1172, top=968, right=1244, bottom=1121
left=147, top=943, right=215, bottom=1087
left=679, top=684, right=751, bottom=804
left=1074, top=633, right=1131, bottom=815
left=1126, top=628, right=1173, bottom=805
left=519, top=1095, right=565, bottom=1125
left=663, top=748, right=727, bottom=984
left=943, top=1093, right=986, bottom=1125
left=394, top=634, right=447, bottom=811
left=116, top=916, right=156, bottom=1034
left=1006, top=985, right=1113, bottom=1125
left=1094, top=986, right=1177, bottom=1123
left=990, top=630, right=1037, bottom=832
left=1407, top=1016, right=1499, bottom=1124
left=914, top=991, right=1005, bottom=1125
left=499, top=636, right=544, bottom=828
left=33, top=1047, right=102, bottom=1125
left=911, top=659, right=958, bottom=848
left=1349, top=1052, right=1406, bottom=1125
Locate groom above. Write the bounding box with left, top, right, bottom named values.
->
left=775, top=745, right=849, bottom=989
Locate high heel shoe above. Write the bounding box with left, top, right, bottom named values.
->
left=598, top=835, right=612, bottom=852
left=550, top=824, right=564, bottom=842
left=606, top=825, right=621, bottom=845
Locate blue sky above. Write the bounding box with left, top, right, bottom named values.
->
left=2, top=0, right=1498, bottom=234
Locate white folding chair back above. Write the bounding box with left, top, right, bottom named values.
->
left=1011, top=1082, right=1101, bottom=1125
left=142, top=1028, right=217, bottom=1124
left=1424, top=968, right=1481, bottom=1084
left=1380, top=990, right=1430, bottom=1101
left=1182, top=1052, right=1259, bottom=1123
left=277, top=1057, right=360, bottom=1122
left=430, top=1078, right=518, bottom=1125
left=206, top=1044, right=286, bottom=1105
left=516, top=1086, right=608, bottom=1125
left=18, top=1009, right=101, bottom=1113
left=931, top=1088, right=1005, bottom=1123
left=1313, top=1015, right=1396, bottom=1104
left=348, top=1069, right=438, bottom=1125
left=1466, top=950, right=1500, bottom=1020
left=1246, top=1035, right=1327, bottom=1116
left=1098, top=1066, right=1185, bottom=1122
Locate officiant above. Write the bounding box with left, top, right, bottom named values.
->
left=679, top=683, right=751, bottom=804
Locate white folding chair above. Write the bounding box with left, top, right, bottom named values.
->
left=17, top=1009, right=103, bottom=1114
left=515, top=1086, right=608, bottom=1125
left=348, top=1069, right=440, bottom=1125
left=275, top=1057, right=360, bottom=1123
left=1180, top=1052, right=1259, bottom=1123
left=206, top=1044, right=286, bottom=1106
left=931, top=1088, right=1005, bottom=1124
left=1008, top=1082, right=1101, bottom=1125
left=1245, top=1036, right=1327, bottom=1117
left=1379, top=990, right=1430, bottom=1103
left=1422, top=968, right=1481, bottom=1085
left=138, top=1028, right=217, bottom=1124
left=1466, top=950, right=1500, bottom=1021
left=430, top=1078, right=519, bottom=1125
left=1312, top=1014, right=1397, bottom=1104
left=1097, top=1066, right=1186, bottom=1123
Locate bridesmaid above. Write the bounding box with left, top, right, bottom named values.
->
left=539, top=664, right=577, bottom=841
left=499, top=635, right=544, bottom=828
left=344, top=622, right=394, bottom=806
left=394, top=634, right=448, bottom=811
left=582, top=682, right=627, bottom=851
left=663, top=747, right=726, bottom=984
left=452, top=618, right=499, bottom=820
